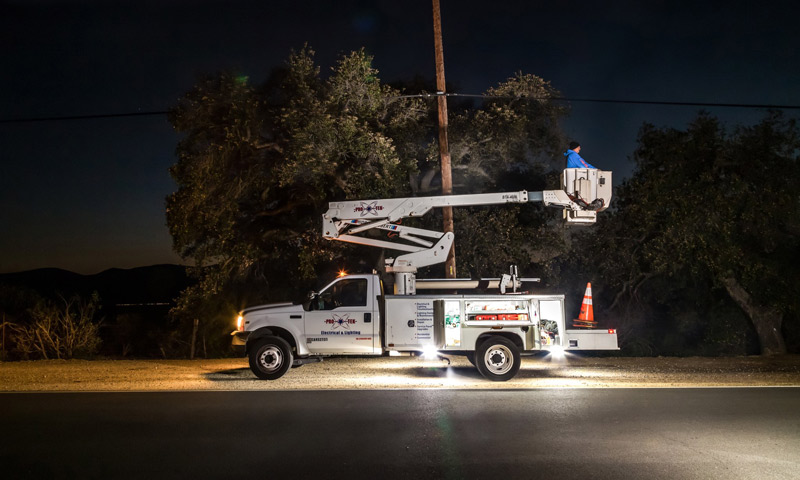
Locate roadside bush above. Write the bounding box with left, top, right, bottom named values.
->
left=10, top=293, right=102, bottom=359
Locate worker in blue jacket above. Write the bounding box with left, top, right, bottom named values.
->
left=564, top=141, right=596, bottom=169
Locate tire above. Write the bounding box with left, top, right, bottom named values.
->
left=248, top=336, right=293, bottom=380
left=475, top=336, right=521, bottom=381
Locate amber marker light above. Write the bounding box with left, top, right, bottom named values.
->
left=337, top=269, right=348, bottom=277
left=236, top=315, right=244, bottom=331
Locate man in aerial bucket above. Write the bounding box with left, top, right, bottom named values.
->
left=564, top=141, right=596, bottom=169
left=563, top=141, right=605, bottom=211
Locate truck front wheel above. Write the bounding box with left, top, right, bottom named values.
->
left=249, top=336, right=293, bottom=380
left=475, top=336, right=520, bottom=381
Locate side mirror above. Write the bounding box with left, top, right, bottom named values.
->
left=303, top=291, right=318, bottom=311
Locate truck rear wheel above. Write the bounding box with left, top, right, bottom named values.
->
left=249, top=336, right=293, bottom=380
left=475, top=336, right=520, bottom=381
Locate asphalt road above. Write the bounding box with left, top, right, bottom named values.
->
left=1, top=388, right=798, bottom=479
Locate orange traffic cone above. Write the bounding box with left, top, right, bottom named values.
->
left=572, top=282, right=597, bottom=328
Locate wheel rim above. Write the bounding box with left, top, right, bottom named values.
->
left=258, top=345, right=284, bottom=372
left=484, top=344, right=514, bottom=375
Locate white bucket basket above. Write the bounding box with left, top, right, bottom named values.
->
left=561, top=169, right=612, bottom=212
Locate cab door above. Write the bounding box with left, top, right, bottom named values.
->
left=304, top=277, right=376, bottom=354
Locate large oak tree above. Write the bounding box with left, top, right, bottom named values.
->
left=591, top=112, right=799, bottom=354
left=166, top=48, right=568, bottom=354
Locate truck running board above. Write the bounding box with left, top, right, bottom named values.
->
left=293, top=356, right=324, bottom=367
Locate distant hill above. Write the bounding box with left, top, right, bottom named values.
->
left=0, top=265, right=193, bottom=306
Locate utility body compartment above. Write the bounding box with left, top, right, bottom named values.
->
left=382, top=293, right=614, bottom=354
left=385, top=294, right=544, bottom=352
left=564, top=329, right=619, bottom=350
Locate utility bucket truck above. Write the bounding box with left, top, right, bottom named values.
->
left=232, top=168, right=618, bottom=381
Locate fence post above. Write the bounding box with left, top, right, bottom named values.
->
left=189, top=318, right=199, bottom=360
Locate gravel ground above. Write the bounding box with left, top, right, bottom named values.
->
left=2, top=354, right=800, bottom=391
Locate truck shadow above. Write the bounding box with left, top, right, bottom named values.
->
left=403, top=365, right=484, bottom=380
left=202, top=368, right=255, bottom=382
left=401, top=365, right=585, bottom=381
left=200, top=363, right=589, bottom=384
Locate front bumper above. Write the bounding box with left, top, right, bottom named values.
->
left=230, top=331, right=250, bottom=356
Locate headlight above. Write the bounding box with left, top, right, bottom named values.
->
left=236, top=315, right=244, bottom=331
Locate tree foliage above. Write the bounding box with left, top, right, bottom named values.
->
left=428, top=73, right=570, bottom=279
left=166, top=45, right=799, bottom=358
left=586, top=112, right=799, bottom=355
left=167, top=47, right=429, bottom=354
left=167, top=47, right=570, bottom=355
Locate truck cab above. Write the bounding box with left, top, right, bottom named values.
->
left=231, top=274, right=383, bottom=380
left=302, top=274, right=383, bottom=355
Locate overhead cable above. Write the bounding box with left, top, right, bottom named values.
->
left=2, top=94, right=799, bottom=124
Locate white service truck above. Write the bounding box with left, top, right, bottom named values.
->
left=231, top=168, right=618, bottom=381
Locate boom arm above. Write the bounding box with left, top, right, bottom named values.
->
left=322, top=168, right=612, bottom=293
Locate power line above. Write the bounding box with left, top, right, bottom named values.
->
left=0, top=110, right=169, bottom=124
left=2, top=95, right=799, bottom=125
left=557, top=96, right=800, bottom=110
left=396, top=92, right=800, bottom=110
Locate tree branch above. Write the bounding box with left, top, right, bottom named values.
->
left=255, top=200, right=315, bottom=217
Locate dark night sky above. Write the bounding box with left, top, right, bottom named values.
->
left=1, top=0, right=798, bottom=274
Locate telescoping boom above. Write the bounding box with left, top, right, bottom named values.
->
left=322, top=168, right=612, bottom=294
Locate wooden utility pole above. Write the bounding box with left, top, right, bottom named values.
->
left=432, top=0, right=456, bottom=278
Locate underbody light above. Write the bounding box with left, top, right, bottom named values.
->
left=421, top=345, right=438, bottom=359
left=549, top=345, right=566, bottom=359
